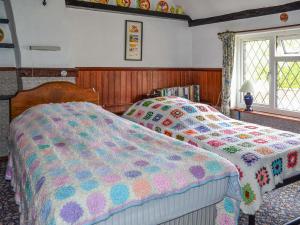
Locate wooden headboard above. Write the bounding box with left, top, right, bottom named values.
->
left=10, top=81, right=99, bottom=120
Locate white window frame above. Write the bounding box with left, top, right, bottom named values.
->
left=235, top=28, right=300, bottom=118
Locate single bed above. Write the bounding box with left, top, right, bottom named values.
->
left=123, top=96, right=300, bottom=217
left=5, top=82, right=241, bottom=225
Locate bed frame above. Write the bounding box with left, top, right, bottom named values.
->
left=10, top=81, right=99, bottom=120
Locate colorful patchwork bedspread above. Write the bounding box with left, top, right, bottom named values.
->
left=6, top=102, right=240, bottom=225
left=123, top=96, right=300, bottom=215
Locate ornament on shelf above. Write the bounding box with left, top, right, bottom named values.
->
left=137, top=0, right=150, bottom=10
left=156, top=0, right=169, bottom=13
left=116, top=0, right=131, bottom=7
left=91, top=0, right=109, bottom=4
left=0, top=28, right=4, bottom=43
left=170, top=5, right=175, bottom=14
left=176, top=6, right=184, bottom=14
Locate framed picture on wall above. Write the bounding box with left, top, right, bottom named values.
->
left=125, top=20, right=143, bottom=61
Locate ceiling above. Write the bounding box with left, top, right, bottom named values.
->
left=173, top=0, right=296, bottom=19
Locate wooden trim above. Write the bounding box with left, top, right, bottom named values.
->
left=10, top=81, right=99, bottom=119
left=77, top=67, right=222, bottom=71
left=190, top=1, right=300, bottom=27
left=1, top=67, right=222, bottom=74
left=233, top=108, right=300, bottom=122
left=18, top=68, right=78, bottom=77
left=0, top=67, right=16, bottom=71
left=65, top=0, right=191, bottom=22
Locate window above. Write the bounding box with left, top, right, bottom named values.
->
left=236, top=29, right=300, bottom=117
left=242, top=39, right=270, bottom=105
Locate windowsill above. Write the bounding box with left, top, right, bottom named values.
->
left=233, top=108, right=300, bottom=122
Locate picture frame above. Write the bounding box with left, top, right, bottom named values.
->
left=125, top=20, right=143, bottom=61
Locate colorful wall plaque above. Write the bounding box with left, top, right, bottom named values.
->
left=125, top=20, right=143, bottom=61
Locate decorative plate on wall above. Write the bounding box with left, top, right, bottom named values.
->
left=116, top=0, right=131, bottom=7
left=138, top=0, right=150, bottom=10
left=0, top=28, right=4, bottom=43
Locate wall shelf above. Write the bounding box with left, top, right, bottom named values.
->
left=65, top=0, right=191, bottom=21
left=0, top=19, right=9, bottom=24
left=0, top=43, right=14, bottom=48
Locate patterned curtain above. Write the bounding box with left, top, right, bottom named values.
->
left=218, top=32, right=235, bottom=116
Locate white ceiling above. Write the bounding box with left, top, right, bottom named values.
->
left=173, top=0, right=296, bottom=19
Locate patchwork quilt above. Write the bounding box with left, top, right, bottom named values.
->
left=6, top=102, right=240, bottom=225
left=123, top=96, right=300, bottom=215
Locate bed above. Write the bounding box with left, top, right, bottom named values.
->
left=123, top=96, right=300, bottom=218
left=5, top=82, right=241, bottom=225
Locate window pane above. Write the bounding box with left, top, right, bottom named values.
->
left=243, top=40, right=270, bottom=105
left=277, top=61, right=300, bottom=112
left=277, top=36, right=300, bottom=56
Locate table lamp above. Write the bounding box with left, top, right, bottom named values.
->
left=240, top=80, right=254, bottom=111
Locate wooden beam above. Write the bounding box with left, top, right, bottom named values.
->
left=189, top=1, right=300, bottom=27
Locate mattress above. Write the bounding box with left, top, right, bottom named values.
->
left=6, top=102, right=241, bottom=225
left=123, top=96, right=300, bottom=215
left=7, top=151, right=232, bottom=225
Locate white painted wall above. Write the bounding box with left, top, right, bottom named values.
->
left=6, top=0, right=300, bottom=69
left=192, top=10, right=300, bottom=68
left=9, top=0, right=192, bottom=68
left=68, top=8, right=191, bottom=67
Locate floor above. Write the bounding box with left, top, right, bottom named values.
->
left=0, top=162, right=299, bottom=225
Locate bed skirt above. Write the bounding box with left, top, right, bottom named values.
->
left=160, top=204, right=215, bottom=225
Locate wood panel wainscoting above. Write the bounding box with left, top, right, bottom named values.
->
left=76, top=67, right=222, bottom=114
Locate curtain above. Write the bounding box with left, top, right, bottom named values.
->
left=218, top=32, right=235, bottom=116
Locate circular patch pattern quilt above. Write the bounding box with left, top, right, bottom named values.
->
left=7, top=102, right=240, bottom=225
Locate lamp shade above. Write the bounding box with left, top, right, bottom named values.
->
left=240, top=80, right=255, bottom=93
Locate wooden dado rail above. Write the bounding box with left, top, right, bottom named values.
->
left=76, top=67, right=222, bottom=114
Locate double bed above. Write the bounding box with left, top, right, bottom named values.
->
left=123, top=96, right=300, bottom=223
left=5, top=82, right=241, bottom=225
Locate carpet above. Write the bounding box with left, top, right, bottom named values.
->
left=0, top=162, right=299, bottom=225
